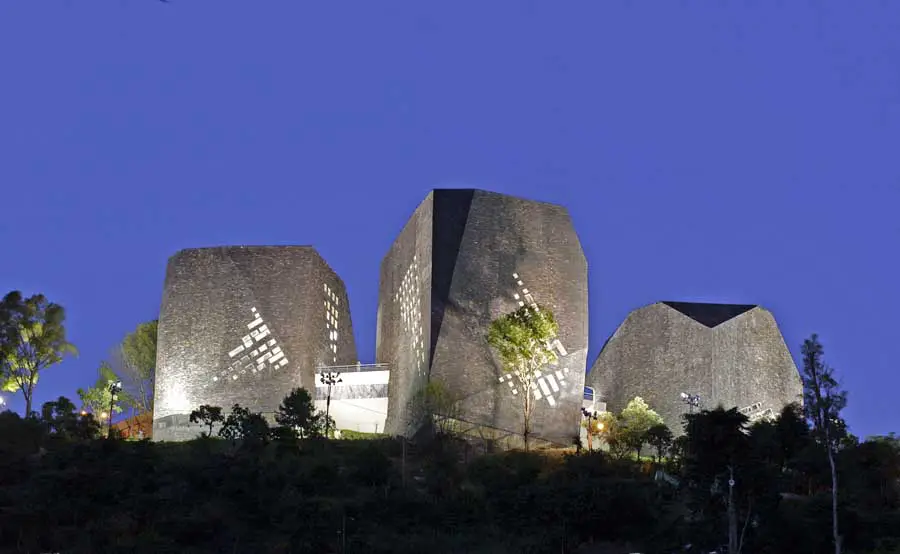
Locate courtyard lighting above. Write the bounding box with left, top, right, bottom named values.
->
left=319, top=370, right=342, bottom=438
left=680, top=392, right=700, bottom=413
left=107, top=380, right=122, bottom=438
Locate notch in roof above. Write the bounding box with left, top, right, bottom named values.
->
left=661, top=301, right=758, bottom=328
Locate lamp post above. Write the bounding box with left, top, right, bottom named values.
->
left=581, top=407, right=604, bottom=451
left=107, top=380, right=122, bottom=438
left=319, top=370, right=342, bottom=438
left=679, top=392, right=700, bottom=413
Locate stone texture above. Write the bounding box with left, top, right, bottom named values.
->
left=587, top=302, right=803, bottom=435
left=376, top=190, right=588, bottom=444
left=153, top=246, right=357, bottom=441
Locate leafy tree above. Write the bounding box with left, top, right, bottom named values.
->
left=190, top=404, right=224, bottom=437
left=111, top=319, right=157, bottom=416
left=801, top=334, right=848, bottom=554
left=646, top=423, right=674, bottom=464
left=0, top=291, right=77, bottom=416
left=218, top=403, right=270, bottom=446
left=274, top=387, right=321, bottom=438
left=843, top=435, right=900, bottom=507
left=593, top=410, right=631, bottom=459
left=487, top=303, right=559, bottom=451
left=40, top=396, right=101, bottom=440
left=619, top=396, right=664, bottom=458
left=77, top=361, right=126, bottom=430
left=416, top=379, right=462, bottom=436
left=683, top=407, right=752, bottom=553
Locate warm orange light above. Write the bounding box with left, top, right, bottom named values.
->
left=596, top=422, right=605, bottom=431
left=100, top=412, right=108, bottom=419
left=80, top=410, right=87, bottom=416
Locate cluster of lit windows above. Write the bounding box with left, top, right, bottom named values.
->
left=498, top=272, right=571, bottom=407
left=215, top=307, right=288, bottom=383
left=499, top=367, right=570, bottom=407
left=394, top=255, right=425, bottom=375
left=324, top=283, right=340, bottom=363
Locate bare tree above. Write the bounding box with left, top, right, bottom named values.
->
left=801, top=334, right=847, bottom=554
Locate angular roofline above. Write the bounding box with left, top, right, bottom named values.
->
left=166, top=245, right=347, bottom=284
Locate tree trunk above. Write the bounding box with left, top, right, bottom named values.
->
left=24, top=386, right=33, bottom=418
left=728, top=466, right=738, bottom=554
left=523, top=411, right=531, bottom=452
left=521, top=370, right=534, bottom=452
left=826, top=433, right=842, bottom=554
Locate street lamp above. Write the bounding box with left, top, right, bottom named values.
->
left=581, top=407, right=603, bottom=451
left=107, top=380, right=122, bottom=438
left=319, top=370, right=342, bottom=438
left=680, top=392, right=701, bottom=413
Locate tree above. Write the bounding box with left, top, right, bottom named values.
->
left=111, top=320, right=157, bottom=416
left=801, top=334, right=847, bottom=554
left=619, top=396, right=663, bottom=458
left=190, top=404, right=224, bottom=438
left=683, top=407, right=752, bottom=554
left=274, top=387, right=321, bottom=439
left=487, top=303, right=559, bottom=451
left=646, top=423, right=674, bottom=465
left=77, top=362, right=126, bottom=431
left=0, top=291, right=77, bottom=416
left=218, top=403, right=270, bottom=446
left=40, top=396, right=101, bottom=440
left=594, top=410, right=631, bottom=459
left=416, top=379, right=462, bottom=436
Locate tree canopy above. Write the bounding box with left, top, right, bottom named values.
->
left=0, top=291, right=77, bottom=416
left=487, top=303, right=559, bottom=450
left=111, top=319, right=157, bottom=415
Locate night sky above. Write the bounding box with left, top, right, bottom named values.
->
left=1, top=2, right=898, bottom=438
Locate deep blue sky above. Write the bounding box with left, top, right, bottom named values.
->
left=1, top=2, right=898, bottom=438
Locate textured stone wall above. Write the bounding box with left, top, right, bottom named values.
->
left=153, top=246, right=357, bottom=441
left=587, top=302, right=802, bottom=434
left=376, top=195, right=434, bottom=435
left=377, top=190, right=588, bottom=444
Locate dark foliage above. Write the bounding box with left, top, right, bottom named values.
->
left=0, top=387, right=896, bottom=553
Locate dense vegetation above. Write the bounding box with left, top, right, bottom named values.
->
left=2, top=291, right=898, bottom=553
left=0, top=393, right=897, bottom=553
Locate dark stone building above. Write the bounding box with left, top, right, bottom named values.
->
left=153, top=246, right=357, bottom=441
left=587, top=301, right=803, bottom=434
left=376, top=189, right=588, bottom=445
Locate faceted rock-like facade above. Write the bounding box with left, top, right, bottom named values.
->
left=376, top=189, right=588, bottom=445
left=153, top=246, right=357, bottom=441
left=587, top=302, right=803, bottom=434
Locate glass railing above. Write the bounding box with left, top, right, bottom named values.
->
left=315, top=363, right=390, bottom=373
